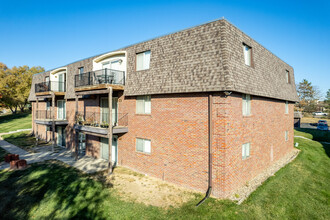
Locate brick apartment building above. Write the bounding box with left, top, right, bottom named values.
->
left=28, top=19, right=298, bottom=198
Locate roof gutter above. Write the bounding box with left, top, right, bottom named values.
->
left=196, top=93, right=213, bottom=207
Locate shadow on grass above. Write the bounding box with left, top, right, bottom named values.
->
left=0, top=160, right=112, bottom=219
left=322, top=142, right=330, bottom=158
left=0, top=112, right=31, bottom=124
left=296, top=128, right=330, bottom=158
left=295, top=128, right=330, bottom=142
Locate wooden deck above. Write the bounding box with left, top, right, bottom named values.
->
left=35, top=91, right=65, bottom=96
left=74, top=84, right=124, bottom=93
left=73, top=124, right=128, bottom=137
left=35, top=119, right=68, bottom=125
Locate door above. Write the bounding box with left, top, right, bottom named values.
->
left=57, top=126, right=66, bottom=147
left=100, top=98, right=109, bottom=125
left=100, top=98, right=118, bottom=126
left=58, top=73, right=65, bottom=92
left=57, top=100, right=66, bottom=120
left=100, top=137, right=109, bottom=160
left=45, top=76, right=50, bottom=90
left=112, top=136, right=118, bottom=166
left=102, top=62, right=110, bottom=83
left=112, top=98, right=118, bottom=126
left=79, top=133, right=86, bottom=156
left=110, top=60, right=121, bottom=84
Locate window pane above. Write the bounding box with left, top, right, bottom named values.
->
left=243, top=94, right=250, bottom=116
left=242, top=144, right=246, bottom=159
left=136, top=139, right=144, bottom=152
left=286, top=70, right=290, bottom=83
left=136, top=96, right=145, bottom=114
left=145, top=96, right=151, bottom=114
left=144, top=139, right=151, bottom=153
left=244, top=45, right=251, bottom=66
left=247, top=95, right=251, bottom=115
left=144, top=51, right=151, bottom=69
left=136, top=53, right=144, bottom=71
left=246, top=143, right=250, bottom=157
left=285, top=101, right=289, bottom=114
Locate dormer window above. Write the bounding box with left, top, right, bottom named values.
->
left=243, top=43, right=252, bottom=66
left=79, top=67, right=84, bottom=74
left=136, top=50, right=151, bottom=71
left=286, top=70, right=290, bottom=84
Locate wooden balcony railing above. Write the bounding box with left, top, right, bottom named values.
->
left=35, top=110, right=52, bottom=120
left=35, top=81, right=66, bottom=93
left=75, top=111, right=128, bottom=128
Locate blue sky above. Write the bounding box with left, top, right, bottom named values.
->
left=0, top=0, right=329, bottom=99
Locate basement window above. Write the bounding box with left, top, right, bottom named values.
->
left=243, top=43, right=252, bottom=66
left=136, top=138, right=151, bottom=154
left=242, top=143, right=250, bottom=160
left=136, top=50, right=151, bottom=71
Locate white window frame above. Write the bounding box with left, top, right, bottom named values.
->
left=136, top=138, right=151, bottom=154
left=243, top=44, right=252, bottom=66
left=285, top=101, right=289, bottom=114
left=242, top=94, right=251, bottom=116
left=136, top=95, right=151, bottom=114
left=285, top=131, right=289, bottom=142
left=242, top=143, right=250, bottom=160
left=136, top=50, right=151, bottom=71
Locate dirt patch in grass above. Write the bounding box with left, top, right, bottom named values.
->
left=301, top=117, right=328, bottom=124
left=92, top=167, right=199, bottom=208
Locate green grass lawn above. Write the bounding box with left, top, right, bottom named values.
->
left=0, top=113, right=32, bottom=133
left=2, top=131, right=49, bottom=153
left=0, top=130, right=329, bottom=219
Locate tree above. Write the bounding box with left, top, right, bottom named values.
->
left=0, top=63, right=44, bottom=113
left=296, top=79, right=322, bottom=113
left=325, top=89, right=330, bottom=113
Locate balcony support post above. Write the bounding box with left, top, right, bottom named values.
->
left=108, top=86, right=113, bottom=175
left=75, top=95, right=79, bottom=160
left=35, top=98, right=39, bottom=147
left=51, top=92, right=56, bottom=152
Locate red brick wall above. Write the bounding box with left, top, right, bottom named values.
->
left=86, top=134, right=100, bottom=158
left=118, top=93, right=209, bottom=192
left=31, top=91, right=294, bottom=198
left=212, top=93, right=294, bottom=197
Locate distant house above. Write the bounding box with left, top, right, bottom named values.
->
left=28, top=19, right=298, bottom=198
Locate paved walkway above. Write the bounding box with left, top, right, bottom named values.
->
left=0, top=130, right=108, bottom=173
left=294, top=135, right=330, bottom=145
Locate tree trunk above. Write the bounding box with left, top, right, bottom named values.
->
left=9, top=106, right=15, bottom=114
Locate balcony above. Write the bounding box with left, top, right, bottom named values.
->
left=74, top=69, right=125, bottom=92
left=74, top=111, right=128, bottom=136
left=34, top=110, right=68, bottom=126
left=35, top=81, right=66, bottom=96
